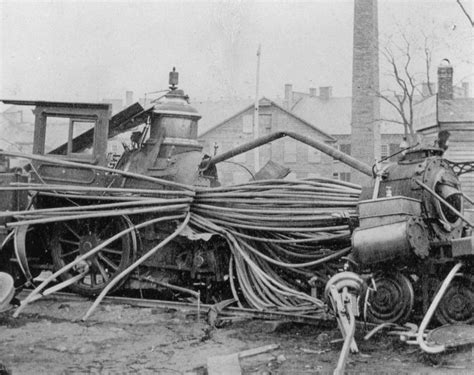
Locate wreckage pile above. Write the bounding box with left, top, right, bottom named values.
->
left=1, top=155, right=360, bottom=318
left=192, top=178, right=359, bottom=312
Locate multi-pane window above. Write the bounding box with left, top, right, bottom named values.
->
left=389, top=143, right=400, bottom=157
left=333, top=172, right=351, bottom=182
left=45, top=117, right=95, bottom=156
left=334, top=143, right=350, bottom=163
left=381, top=144, right=389, bottom=159
left=339, top=143, right=351, bottom=155
left=259, top=114, right=272, bottom=134
left=340, top=172, right=351, bottom=182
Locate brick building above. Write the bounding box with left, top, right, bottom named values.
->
left=282, top=85, right=403, bottom=183
left=414, top=61, right=474, bottom=200
left=196, top=98, right=336, bottom=186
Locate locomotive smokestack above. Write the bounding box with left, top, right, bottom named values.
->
left=169, top=67, right=179, bottom=90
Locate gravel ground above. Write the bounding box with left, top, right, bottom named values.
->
left=0, top=296, right=472, bottom=374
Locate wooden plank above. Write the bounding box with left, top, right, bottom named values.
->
left=238, top=343, right=280, bottom=358
left=207, top=344, right=280, bottom=375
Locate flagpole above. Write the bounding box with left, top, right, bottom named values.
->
left=253, top=44, right=261, bottom=174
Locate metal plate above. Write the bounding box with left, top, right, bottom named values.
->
left=427, top=324, right=474, bottom=347
left=0, top=272, right=14, bottom=312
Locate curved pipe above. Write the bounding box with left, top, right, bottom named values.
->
left=13, top=214, right=185, bottom=317
left=206, top=131, right=373, bottom=177
left=0, top=150, right=195, bottom=191
left=416, top=262, right=463, bottom=353
left=82, top=212, right=191, bottom=320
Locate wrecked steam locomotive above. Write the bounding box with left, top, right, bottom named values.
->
left=0, top=69, right=472, bottom=327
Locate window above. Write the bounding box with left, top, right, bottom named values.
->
left=333, top=172, right=351, bottom=182
left=389, top=143, right=400, bottom=158
left=307, top=146, right=321, bottom=163
left=71, top=121, right=94, bottom=154
left=259, top=114, right=272, bottom=134
left=45, top=117, right=70, bottom=154
left=340, top=172, right=351, bottom=182
left=339, top=143, right=351, bottom=155
left=381, top=144, right=389, bottom=159
left=334, top=143, right=350, bottom=163
left=284, top=140, right=297, bottom=163
left=242, top=115, right=253, bottom=133
left=45, top=116, right=95, bottom=156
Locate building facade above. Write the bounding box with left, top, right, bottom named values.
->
left=197, top=98, right=337, bottom=186
left=414, top=62, right=474, bottom=201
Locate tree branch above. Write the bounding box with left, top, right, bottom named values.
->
left=456, top=0, right=474, bottom=27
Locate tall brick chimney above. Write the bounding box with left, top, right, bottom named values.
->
left=351, top=0, right=381, bottom=185
left=438, top=60, right=453, bottom=100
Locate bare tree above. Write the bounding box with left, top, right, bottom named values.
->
left=375, top=32, right=432, bottom=144
left=376, top=14, right=472, bottom=146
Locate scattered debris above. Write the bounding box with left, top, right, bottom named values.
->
left=0, top=272, right=14, bottom=312
left=207, top=344, right=280, bottom=375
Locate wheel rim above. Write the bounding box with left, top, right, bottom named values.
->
left=51, top=216, right=136, bottom=296
left=435, top=277, right=473, bottom=325
left=363, top=272, right=414, bottom=324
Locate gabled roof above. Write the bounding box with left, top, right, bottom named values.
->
left=193, top=98, right=254, bottom=135
left=289, top=96, right=405, bottom=135
left=413, top=95, right=437, bottom=131
left=414, top=96, right=474, bottom=131
left=197, top=97, right=336, bottom=142
left=438, top=98, right=474, bottom=123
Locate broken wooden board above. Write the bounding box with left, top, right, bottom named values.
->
left=207, top=344, right=280, bottom=375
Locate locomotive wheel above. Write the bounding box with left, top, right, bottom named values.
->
left=435, top=276, right=473, bottom=325
left=51, top=216, right=136, bottom=296
left=362, top=272, right=414, bottom=324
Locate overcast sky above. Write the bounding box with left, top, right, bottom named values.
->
left=1, top=0, right=472, bottom=103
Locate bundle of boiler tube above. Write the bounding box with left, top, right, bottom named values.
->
left=0, top=153, right=361, bottom=318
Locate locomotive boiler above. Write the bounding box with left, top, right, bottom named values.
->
left=0, top=70, right=229, bottom=303
left=352, top=147, right=473, bottom=325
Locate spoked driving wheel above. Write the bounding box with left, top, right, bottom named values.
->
left=51, top=216, right=136, bottom=296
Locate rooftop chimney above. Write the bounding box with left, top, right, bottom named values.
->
left=462, top=82, right=470, bottom=98
left=309, top=87, right=317, bottom=97
left=284, top=84, right=293, bottom=109
left=284, top=84, right=293, bottom=100
left=126, top=91, right=134, bottom=106
left=319, top=86, right=332, bottom=100
left=438, top=59, right=453, bottom=100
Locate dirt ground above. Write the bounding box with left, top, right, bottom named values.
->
left=0, top=295, right=472, bottom=375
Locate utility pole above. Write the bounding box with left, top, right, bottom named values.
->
left=253, top=44, right=262, bottom=173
